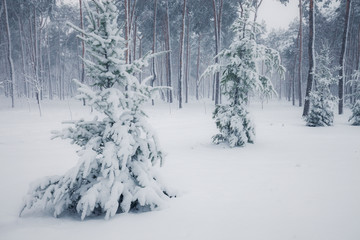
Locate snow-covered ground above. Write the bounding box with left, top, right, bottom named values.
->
left=0, top=98, right=359, bottom=240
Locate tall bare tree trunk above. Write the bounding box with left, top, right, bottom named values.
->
left=292, top=53, right=297, bottom=106
left=338, top=0, right=352, bottom=115
left=165, top=0, right=173, bottom=103
left=298, top=0, right=303, bottom=107
left=39, top=24, right=43, bottom=100
left=185, top=9, right=190, bottom=104
left=3, top=0, right=15, bottom=108
left=151, top=0, right=158, bottom=105
left=302, top=0, right=315, bottom=117
left=47, top=29, right=53, bottom=100
left=178, top=0, right=187, bottom=109
left=133, top=16, right=137, bottom=62
left=286, top=72, right=291, bottom=101
left=212, top=0, right=219, bottom=105
left=212, top=0, right=223, bottom=105
left=124, top=0, right=129, bottom=64
left=79, top=0, right=86, bottom=105
left=138, top=35, right=143, bottom=82
left=196, top=34, right=201, bottom=100
left=33, top=7, right=40, bottom=105
left=355, top=23, right=360, bottom=103
left=18, top=16, right=27, bottom=98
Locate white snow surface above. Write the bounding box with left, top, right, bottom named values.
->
left=0, top=98, right=359, bottom=240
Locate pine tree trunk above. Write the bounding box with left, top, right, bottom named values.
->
left=302, top=0, right=315, bottom=117
left=79, top=0, right=86, bottom=105
left=151, top=0, right=158, bottom=106
left=292, top=55, right=297, bottom=106
left=355, top=23, right=360, bottom=102
left=212, top=75, right=215, bottom=101
left=286, top=72, right=291, bottom=101
left=298, top=0, right=303, bottom=107
left=47, top=30, right=53, bottom=100
left=185, top=9, right=190, bottom=104
left=196, top=34, right=201, bottom=100
left=138, top=36, right=142, bottom=82
left=33, top=7, right=41, bottom=103
left=39, top=26, right=43, bottom=100
left=178, top=0, right=187, bottom=109
left=124, top=0, right=129, bottom=64
left=212, top=0, right=220, bottom=105
left=165, top=0, right=173, bottom=103
left=3, top=0, right=15, bottom=108
left=18, top=16, right=27, bottom=98
left=133, top=16, right=137, bottom=62
left=338, top=0, right=352, bottom=115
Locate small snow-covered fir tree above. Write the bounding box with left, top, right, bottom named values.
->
left=206, top=1, right=284, bottom=147
left=348, top=69, right=360, bottom=125
left=306, top=46, right=337, bottom=127
left=20, top=0, right=173, bottom=220
left=349, top=100, right=360, bottom=125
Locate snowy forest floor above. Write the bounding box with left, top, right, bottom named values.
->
left=0, top=97, right=359, bottom=240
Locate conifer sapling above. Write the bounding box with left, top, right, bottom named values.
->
left=204, top=0, right=284, bottom=147
left=348, top=69, right=360, bottom=125
left=306, top=46, right=337, bottom=127
left=20, top=0, right=173, bottom=220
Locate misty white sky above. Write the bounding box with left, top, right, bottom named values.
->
left=258, top=0, right=298, bottom=30
left=63, top=0, right=299, bottom=30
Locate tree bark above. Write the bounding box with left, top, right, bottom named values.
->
left=124, top=0, right=129, bottom=64
left=133, top=16, right=137, bottom=63
left=33, top=7, right=40, bottom=102
left=185, top=8, right=190, bottom=104
left=196, top=34, right=201, bottom=100
left=39, top=20, right=44, bottom=100
left=178, top=0, right=187, bottom=109
left=292, top=53, right=297, bottom=106
left=165, top=0, right=173, bottom=103
left=298, top=0, right=303, bottom=107
left=151, top=0, right=158, bottom=105
left=302, top=0, right=315, bottom=117
left=3, top=0, right=15, bottom=108
left=218, top=0, right=223, bottom=104
left=212, top=0, right=222, bottom=105
left=18, top=16, right=27, bottom=98
left=79, top=0, right=86, bottom=105
left=47, top=29, right=53, bottom=100
left=138, top=35, right=143, bottom=82
left=355, top=23, right=360, bottom=103
left=338, top=0, right=352, bottom=115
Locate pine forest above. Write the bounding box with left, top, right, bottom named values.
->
left=1, top=0, right=360, bottom=239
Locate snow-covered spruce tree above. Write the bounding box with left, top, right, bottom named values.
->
left=20, top=0, right=173, bottom=220
left=205, top=1, right=284, bottom=147
left=306, top=46, right=337, bottom=127
left=348, top=69, right=360, bottom=125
